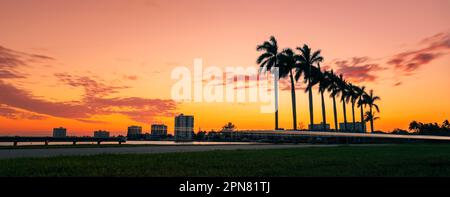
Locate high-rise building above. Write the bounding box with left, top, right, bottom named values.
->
left=175, top=114, right=194, bottom=141
left=93, top=130, right=110, bottom=138
left=127, top=126, right=142, bottom=138
left=53, top=127, right=67, bottom=138
left=151, top=124, right=167, bottom=137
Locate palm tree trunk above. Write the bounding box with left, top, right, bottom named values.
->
left=289, top=70, right=297, bottom=130
left=352, top=101, right=356, bottom=132
left=342, top=101, right=347, bottom=131
left=274, top=75, right=279, bottom=130
left=360, top=99, right=365, bottom=132
left=308, top=79, right=314, bottom=130
left=370, top=106, right=374, bottom=133
left=332, top=95, right=338, bottom=131
left=321, top=91, right=326, bottom=131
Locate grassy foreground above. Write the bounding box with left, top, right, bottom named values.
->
left=1, top=144, right=450, bottom=176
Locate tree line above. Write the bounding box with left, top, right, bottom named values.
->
left=257, top=36, right=380, bottom=132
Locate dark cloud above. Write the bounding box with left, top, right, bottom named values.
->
left=387, top=32, right=450, bottom=74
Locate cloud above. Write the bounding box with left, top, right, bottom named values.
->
left=332, top=57, right=385, bottom=83
left=0, top=45, right=53, bottom=68
left=0, top=105, right=47, bottom=120
left=54, top=73, right=129, bottom=98
left=279, top=78, right=306, bottom=91
left=387, top=32, right=450, bottom=74
left=201, top=71, right=305, bottom=92
left=0, top=45, right=54, bottom=79
left=0, top=45, right=176, bottom=123
left=202, top=72, right=261, bottom=90
left=393, top=82, right=402, bottom=86
left=0, top=81, right=91, bottom=118
left=0, top=79, right=177, bottom=123
left=86, top=97, right=177, bottom=123
left=0, top=70, right=25, bottom=79
left=123, top=75, right=138, bottom=80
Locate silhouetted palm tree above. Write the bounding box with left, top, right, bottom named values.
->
left=364, top=111, right=379, bottom=123
left=257, top=36, right=281, bottom=130
left=347, top=83, right=358, bottom=132
left=256, top=37, right=381, bottom=133
left=337, top=74, right=349, bottom=131
left=354, top=85, right=367, bottom=132
left=307, top=64, right=330, bottom=130
left=278, top=48, right=299, bottom=130
left=355, top=86, right=367, bottom=132
left=326, top=70, right=340, bottom=131
left=296, top=45, right=324, bottom=130
left=363, top=90, right=380, bottom=132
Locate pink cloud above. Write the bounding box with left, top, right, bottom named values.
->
left=0, top=76, right=177, bottom=123
left=332, top=57, right=384, bottom=83
left=0, top=104, right=47, bottom=120
left=0, top=45, right=53, bottom=79
left=387, top=32, right=450, bottom=74
left=54, top=73, right=129, bottom=98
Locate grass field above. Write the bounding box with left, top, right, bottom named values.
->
left=0, top=144, right=449, bottom=177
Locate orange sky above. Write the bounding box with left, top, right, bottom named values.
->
left=0, top=0, right=449, bottom=136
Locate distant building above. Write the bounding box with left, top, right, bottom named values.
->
left=308, top=123, right=330, bottom=131
left=175, top=114, right=194, bottom=141
left=53, top=127, right=67, bottom=138
left=151, top=124, right=167, bottom=137
left=127, top=126, right=142, bottom=138
left=339, top=122, right=365, bottom=132
left=94, top=130, right=110, bottom=138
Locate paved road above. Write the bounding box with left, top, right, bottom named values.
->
left=0, top=144, right=346, bottom=159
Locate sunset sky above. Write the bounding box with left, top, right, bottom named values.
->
left=0, top=0, right=449, bottom=136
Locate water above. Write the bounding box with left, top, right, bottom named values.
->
left=0, top=140, right=255, bottom=146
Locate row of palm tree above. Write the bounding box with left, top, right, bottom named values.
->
left=257, top=36, right=381, bottom=132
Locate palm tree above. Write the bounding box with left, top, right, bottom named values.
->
left=257, top=36, right=281, bottom=130
left=346, top=83, right=358, bottom=132
left=337, top=74, right=349, bottom=131
left=364, top=111, right=379, bottom=126
left=296, top=44, right=324, bottom=130
left=307, top=64, right=330, bottom=130
left=278, top=48, right=299, bottom=130
left=363, top=90, right=381, bottom=133
left=355, top=85, right=367, bottom=132
left=326, top=70, right=340, bottom=131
